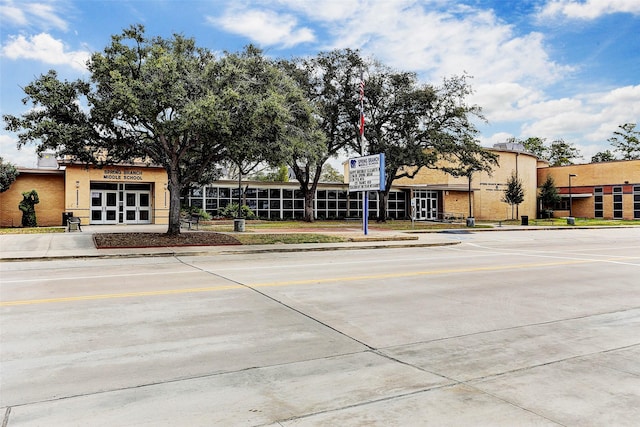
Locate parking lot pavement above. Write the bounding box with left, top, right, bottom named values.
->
left=1, top=228, right=639, bottom=425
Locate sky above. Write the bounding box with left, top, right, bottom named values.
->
left=1, top=0, right=639, bottom=168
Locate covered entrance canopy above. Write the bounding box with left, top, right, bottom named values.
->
left=63, top=162, right=169, bottom=226
left=410, top=184, right=475, bottom=221
left=90, top=182, right=152, bottom=224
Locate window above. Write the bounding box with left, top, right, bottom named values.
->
left=594, top=187, right=603, bottom=218
left=634, top=186, right=640, bottom=219
left=613, top=187, right=623, bottom=219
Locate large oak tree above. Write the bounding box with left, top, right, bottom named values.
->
left=5, top=25, right=313, bottom=234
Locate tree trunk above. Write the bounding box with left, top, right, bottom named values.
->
left=303, top=189, right=315, bottom=222
left=377, top=190, right=389, bottom=222
left=166, top=169, right=182, bottom=236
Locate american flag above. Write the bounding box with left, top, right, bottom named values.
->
left=359, top=71, right=365, bottom=137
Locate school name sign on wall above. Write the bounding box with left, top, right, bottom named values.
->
left=348, top=154, right=386, bottom=192
left=103, top=169, right=144, bottom=181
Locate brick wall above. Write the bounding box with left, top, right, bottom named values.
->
left=0, top=171, right=65, bottom=227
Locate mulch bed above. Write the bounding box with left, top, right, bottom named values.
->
left=94, top=232, right=241, bottom=249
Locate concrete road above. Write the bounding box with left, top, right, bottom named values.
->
left=1, top=228, right=639, bottom=426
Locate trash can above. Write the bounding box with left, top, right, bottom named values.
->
left=521, top=215, right=529, bottom=226
left=233, top=218, right=245, bottom=232
left=62, top=211, right=73, bottom=226
left=567, top=217, right=575, bottom=225
left=466, top=217, right=475, bottom=227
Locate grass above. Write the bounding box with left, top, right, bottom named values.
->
left=233, top=233, right=348, bottom=245
left=518, top=218, right=639, bottom=227
left=1, top=218, right=638, bottom=236
left=0, top=227, right=66, bottom=234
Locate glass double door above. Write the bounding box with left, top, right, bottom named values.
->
left=414, top=190, right=438, bottom=220
left=124, top=191, right=150, bottom=223
left=90, top=183, right=151, bottom=224
left=91, top=190, right=119, bottom=224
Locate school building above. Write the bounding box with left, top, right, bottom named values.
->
left=1, top=145, right=639, bottom=227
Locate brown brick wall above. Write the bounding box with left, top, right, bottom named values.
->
left=0, top=172, right=65, bottom=227
left=538, top=160, right=640, bottom=220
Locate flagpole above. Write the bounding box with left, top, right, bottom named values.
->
left=359, top=70, right=368, bottom=236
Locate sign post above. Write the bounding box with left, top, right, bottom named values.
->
left=348, top=154, right=386, bottom=235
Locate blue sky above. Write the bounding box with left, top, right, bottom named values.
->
left=1, top=0, right=639, bottom=167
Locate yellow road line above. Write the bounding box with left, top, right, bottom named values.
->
left=0, top=257, right=604, bottom=307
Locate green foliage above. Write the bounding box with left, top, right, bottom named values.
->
left=3, top=25, right=313, bottom=235
left=509, top=136, right=581, bottom=165
left=251, top=165, right=289, bottom=182
left=181, top=206, right=211, bottom=220
left=234, top=233, right=347, bottom=245
left=547, top=139, right=582, bottom=166
left=280, top=49, right=363, bottom=221
left=0, top=157, right=19, bottom=193
left=591, top=150, right=617, bottom=163
left=218, top=203, right=256, bottom=219
left=608, top=123, right=639, bottom=160
left=18, top=189, right=39, bottom=227
left=363, top=71, right=497, bottom=221
left=521, top=137, right=548, bottom=159
left=539, top=175, right=560, bottom=211
left=502, top=172, right=525, bottom=219
left=320, top=164, right=344, bottom=182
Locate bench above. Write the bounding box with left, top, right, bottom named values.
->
left=180, top=214, right=200, bottom=230
left=67, top=216, right=82, bottom=232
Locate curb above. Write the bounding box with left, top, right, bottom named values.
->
left=0, top=240, right=461, bottom=262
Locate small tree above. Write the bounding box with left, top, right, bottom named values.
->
left=0, top=157, right=19, bottom=193
left=502, top=172, right=525, bottom=219
left=19, top=189, right=39, bottom=227
left=539, top=175, right=560, bottom=218
left=609, top=123, right=640, bottom=160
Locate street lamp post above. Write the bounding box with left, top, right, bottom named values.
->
left=568, top=173, right=577, bottom=224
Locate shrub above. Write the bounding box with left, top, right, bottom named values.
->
left=218, top=203, right=256, bottom=219
left=181, top=206, right=211, bottom=220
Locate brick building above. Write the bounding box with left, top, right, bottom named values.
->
left=537, top=160, right=640, bottom=220
left=1, top=151, right=639, bottom=227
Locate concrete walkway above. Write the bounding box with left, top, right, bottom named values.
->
left=2, top=222, right=638, bottom=261
left=0, top=224, right=459, bottom=261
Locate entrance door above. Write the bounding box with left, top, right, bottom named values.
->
left=124, top=191, right=151, bottom=224
left=414, top=190, right=438, bottom=220
left=91, top=190, right=118, bottom=224
left=429, top=197, right=438, bottom=220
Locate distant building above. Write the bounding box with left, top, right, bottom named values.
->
left=537, top=160, right=640, bottom=220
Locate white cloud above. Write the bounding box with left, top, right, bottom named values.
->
left=311, top=3, right=571, bottom=87
left=1, top=33, right=89, bottom=71
left=273, top=0, right=363, bottom=22
left=208, top=7, right=315, bottom=47
left=0, top=0, right=69, bottom=31
left=0, top=0, right=27, bottom=25
left=539, top=0, right=640, bottom=20
left=0, top=134, right=38, bottom=168
left=480, top=84, right=640, bottom=161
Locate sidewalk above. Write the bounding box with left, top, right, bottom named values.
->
left=0, top=224, right=460, bottom=262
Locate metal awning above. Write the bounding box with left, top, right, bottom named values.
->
left=409, top=184, right=477, bottom=191
left=560, top=193, right=593, bottom=198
